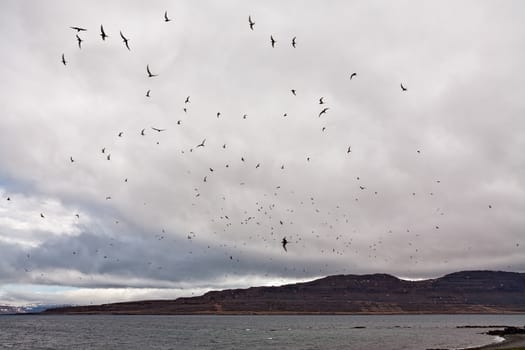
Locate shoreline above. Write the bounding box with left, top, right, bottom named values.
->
left=467, top=334, right=525, bottom=350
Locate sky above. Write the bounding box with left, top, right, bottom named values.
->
left=0, top=0, right=524, bottom=306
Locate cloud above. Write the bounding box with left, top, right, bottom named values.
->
left=0, top=0, right=524, bottom=305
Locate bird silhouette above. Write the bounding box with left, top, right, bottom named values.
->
left=70, top=156, right=74, bottom=163
left=70, top=26, right=87, bottom=32
left=147, top=65, right=158, bottom=77
left=291, top=36, right=297, bottom=48
left=76, top=34, right=83, bottom=49
left=40, top=213, right=45, bottom=218
left=101, top=147, right=106, bottom=153
left=291, top=89, right=296, bottom=96
left=120, top=31, right=130, bottom=50
left=185, top=96, right=190, bottom=104
left=347, top=146, right=352, bottom=153
left=100, top=25, right=108, bottom=40
left=350, top=72, right=357, bottom=80
left=118, top=132, right=123, bottom=137
left=319, top=97, right=324, bottom=104
left=107, top=154, right=111, bottom=161
left=216, top=112, right=221, bottom=118
left=319, top=107, right=329, bottom=117
left=146, top=90, right=151, bottom=97
left=248, top=16, right=255, bottom=30
left=61, top=54, right=67, bottom=66
left=281, top=237, right=288, bottom=252
left=151, top=127, right=166, bottom=132
left=141, top=128, right=146, bottom=136
left=270, top=35, right=276, bottom=48
left=400, top=83, right=407, bottom=91
left=164, top=11, right=171, bottom=22
left=196, top=139, right=206, bottom=148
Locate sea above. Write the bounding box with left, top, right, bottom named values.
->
left=0, top=314, right=523, bottom=350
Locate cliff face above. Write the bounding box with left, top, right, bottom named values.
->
left=44, top=271, right=525, bottom=315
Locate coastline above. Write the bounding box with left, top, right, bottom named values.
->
left=468, top=334, right=525, bottom=350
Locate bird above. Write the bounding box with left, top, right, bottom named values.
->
left=40, top=213, right=45, bottom=218
left=146, top=90, right=151, bottom=97
left=291, top=36, right=297, bottom=48
left=105, top=196, right=111, bottom=200
left=70, top=156, right=74, bottom=163
left=61, top=54, right=67, bottom=66
left=319, top=97, right=324, bottom=104
left=350, top=72, right=357, bottom=80
left=146, top=65, right=158, bottom=77
left=291, top=89, right=296, bottom=96
left=177, top=120, right=181, bottom=125
left=488, top=205, right=492, bottom=209
left=107, top=154, right=111, bottom=161
left=185, top=96, right=190, bottom=104
left=120, top=31, right=130, bottom=50
left=100, top=25, right=108, bottom=40
left=70, top=26, right=87, bottom=32
left=118, top=132, right=123, bottom=137
left=319, top=107, right=329, bottom=117
left=248, top=16, right=255, bottom=30
left=347, top=146, right=351, bottom=153
left=216, top=112, right=221, bottom=118
left=322, top=127, right=326, bottom=132
left=164, top=10, right=171, bottom=22
left=141, top=128, right=146, bottom=136
left=151, top=127, right=166, bottom=132
left=281, top=237, right=288, bottom=252
left=270, top=35, right=276, bottom=48
left=400, top=83, right=407, bottom=91
left=196, top=139, right=206, bottom=148
left=255, top=163, right=260, bottom=168
left=101, top=147, right=106, bottom=153
left=242, top=114, right=247, bottom=119
left=203, top=176, right=207, bottom=182
left=76, top=34, right=83, bottom=49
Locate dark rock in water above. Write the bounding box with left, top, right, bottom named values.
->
left=43, top=270, right=525, bottom=315
left=486, top=327, right=525, bottom=336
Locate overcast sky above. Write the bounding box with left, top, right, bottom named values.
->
left=0, top=0, right=524, bottom=306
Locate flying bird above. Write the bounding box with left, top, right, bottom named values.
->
left=291, top=36, right=297, bottom=48
left=61, top=54, right=67, bottom=66
left=281, top=237, right=288, bottom=252
left=141, top=128, right=146, bottom=136
left=347, top=146, right=352, bottom=153
left=76, top=34, right=83, bottom=49
left=107, top=154, right=111, bottom=161
left=70, top=156, right=74, bottom=163
left=70, top=26, right=87, bottom=32
left=196, top=139, right=206, bottom=148
left=118, top=132, right=123, bottom=137
left=151, top=127, right=166, bottom=132
left=248, top=16, right=255, bottom=30
left=40, top=213, right=45, bottom=218
left=319, top=107, right=329, bottom=117
left=400, top=83, right=407, bottom=91
left=146, top=90, right=151, bottom=97
left=185, top=96, right=190, bottom=104
left=270, top=35, right=276, bottom=48
left=319, top=97, right=324, bottom=104
left=350, top=72, right=357, bottom=80
left=120, top=31, right=130, bottom=50
left=146, top=65, right=158, bottom=77
left=216, top=112, right=221, bottom=118
left=291, top=89, right=296, bottom=96
left=100, top=25, right=108, bottom=40
left=164, top=10, right=171, bottom=22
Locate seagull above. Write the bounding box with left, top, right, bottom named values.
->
left=196, top=139, right=206, bottom=148
left=281, top=237, right=288, bottom=252
left=61, top=54, right=67, bottom=66
left=319, top=97, right=324, bottom=104
left=70, top=26, right=87, bottom=32
left=101, top=147, right=106, bottom=153
left=185, top=96, right=190, bottom=104
left=146, top=89, right=151, bottom=97
left=350, top=72, right=357, bottom=80
left=270, top=35, right=276, bottom=48
left=203, top=176, right=207, bottom=182
left=291, top=89, right=296, bottom=96
left=146, top=65, right=158, bottom=77
left=400, top=83, right=407, bottom=91
left=177, top=120, right=181, bottom=125
left=100, top=25, right=108, bottom=40
left=120, top=31, right=130, bottom=50
left=40, top=213, right=45, bottom=218
left=70, top=156, right=75, bottom=163
left=291, top=36, right=297, bottom=48
left=151, top=127, right=166, bottom=132
left=256, top=163, right=260, bottom=168
left=164, top=10, right=171, bottom=22
left=107, top=154, right=111, bottom=161
left=347, top=146, right=352, bottom=153
left=319, top=107, right=329, bottom=117
left=118, top=132, right=123, bottom=137
left=248, top=15, right=255, bottom=30
left=76, top=34, right=83, bottom=49
left=242, top=114, right=247, bottom=119
left=141, top=128, right=146, bottom=136
left=216, top=112, right=221, bottom=118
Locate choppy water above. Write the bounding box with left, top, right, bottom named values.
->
left=0, top=314, right=523, bottom=349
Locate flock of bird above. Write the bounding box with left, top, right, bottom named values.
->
left=5, top=9, right=514, bottom=285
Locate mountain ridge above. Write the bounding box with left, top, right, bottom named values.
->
left=43, top=270, right=525, bottom=315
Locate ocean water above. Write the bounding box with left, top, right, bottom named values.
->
left=0, top=314, right=523, bottom=350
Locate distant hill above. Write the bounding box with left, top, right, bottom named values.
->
left=43, top=271, right=525, bottom=315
